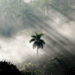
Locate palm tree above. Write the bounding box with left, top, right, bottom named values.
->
left=29, top=32, right=45, bottom=56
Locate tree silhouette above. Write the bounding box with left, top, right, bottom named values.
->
left=0, top=61, right=23, bottom=75
left=30, top=32, right=45, bottom=56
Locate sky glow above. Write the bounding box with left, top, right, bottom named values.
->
left=24, top=0, right=31, bottom=3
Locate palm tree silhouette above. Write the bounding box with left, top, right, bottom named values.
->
left=29, top=32, right=45, bottom=56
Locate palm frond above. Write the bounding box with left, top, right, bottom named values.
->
left=37, top=33, right=44, bottom=39
left=40, top=39, right=45, bottom=44
left=33, top=42, right=37, bottom=49
left=39, top=33, right=44, bottom=37
left=29, top=39, right=35, bottom=43
left=31, top=35, right=36, bottom=38
left=37, top=43, right=43, bottom=49
left=40, top=43, right=44, bottom=48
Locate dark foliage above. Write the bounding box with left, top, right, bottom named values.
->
left=0, top=61, right=23, bottom=75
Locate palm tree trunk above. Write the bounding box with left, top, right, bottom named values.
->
left=37, top=47, right=38, bottom=56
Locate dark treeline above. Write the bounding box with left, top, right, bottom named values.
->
left=0, top=61, right=23, bottom=75
left=21, top=56, right=75, bottom=75
left=0, top=56, right=75, bottom=75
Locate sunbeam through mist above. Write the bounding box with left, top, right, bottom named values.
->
left=0, top=0, right=75, bottom=75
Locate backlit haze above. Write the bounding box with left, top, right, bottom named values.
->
left=0, top=0, right=75, bottom=69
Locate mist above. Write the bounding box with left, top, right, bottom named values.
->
left=0, top=0, right=75, bottom=72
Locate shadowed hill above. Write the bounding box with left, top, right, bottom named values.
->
left=0, top=61, right=23, bottom=75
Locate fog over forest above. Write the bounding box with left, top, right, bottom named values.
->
left=0, top=0, right=75, bottom=70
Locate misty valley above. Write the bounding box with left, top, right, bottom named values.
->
left=0, top=0, right=75, bottom=75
